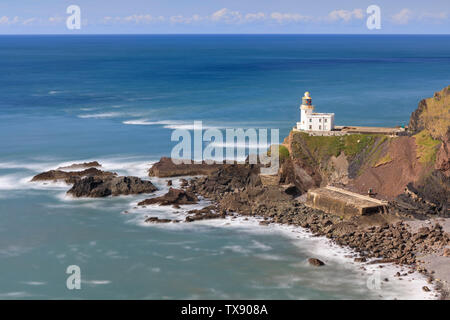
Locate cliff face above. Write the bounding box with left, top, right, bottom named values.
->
left=284, top=85, right=449, bottom=215
left=409, top=86, right=449, bottom=140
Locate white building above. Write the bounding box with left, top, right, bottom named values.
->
left=296, top=92, right=335, bottom=131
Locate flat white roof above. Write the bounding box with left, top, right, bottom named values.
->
left=309, top=113, right=335, bottom=117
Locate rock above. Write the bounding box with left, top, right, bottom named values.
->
left=308, top=258, right=325, bottom=267
left=138, top=188, right=198, bottom=206
left=180, top=179, right=189, bottom=187
left=278, top=158, right=321, bottom=194
left=185, top=211, right=225, bottom=223
left=148, top=157, right=222, bottom=178
left=67, top=176, right=157, bottom=197
left=57, top=161, right=102, bottom=170
left=329, top=222, right=358, bottom=237
left=354, top=257, right=367, bottom=263
left=188, top=206, right=216, bottom=215
left=32, top=168, right=116, bottom=184
left=167, top=180, right=172, bottom=186
left=417, top=227, right=430, bottom=234
left=443, top=248, right=450, bottom=257
left=145, top=217, right=173, bottom=223
left=422, top=286, right=431, bottom=292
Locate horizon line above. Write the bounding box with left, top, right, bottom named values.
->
left=0, top=33, right=449, bottom=36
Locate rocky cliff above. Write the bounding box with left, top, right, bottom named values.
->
left=283, top=85, right=449, bottom=216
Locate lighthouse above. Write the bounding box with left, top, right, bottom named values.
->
left=296, top=92, right=334, bottom=131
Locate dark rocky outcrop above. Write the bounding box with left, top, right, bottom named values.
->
left=189, top=164, right=261, bottom=198
left=138, top=188, right=198, bottom=206
left=278, top=158, right=321, bottom=195
left=308, top=258, right=325, bottom=266
left=31, top=168, right=116, bottom=184
left=389, top=86, right=450, bottom=217
left=57, top=161, right=102, bottom=170
left=67, top=176, right=157, bottom=198
left=149, top=157, right=222, bottom=178
left=145, top=217, right=178, bottom=224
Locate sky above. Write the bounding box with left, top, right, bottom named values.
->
left=0, top=0, right=449, bottom=34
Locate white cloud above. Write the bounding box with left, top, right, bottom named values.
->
left=102, top=14, right=165, bottom=24
left=244, top=12, right=266, bottom=22
left=391, top=8, right=413, bottom=25
left=328, top=9, right=364, bottom=22
left=98, top=8, right=372, bottom=27
left=270, top=12, right=310, bottom=24
left=210, top=8, right=242, bottom=23
left=419, top=12, right=448, bottom=22
left=170, top=14, right=202, bottom=24
left=0, top=16, right=20, bottom=25
left=22, top=18, right=37, bottom=26
left=48, top=16, right=64, bottom=24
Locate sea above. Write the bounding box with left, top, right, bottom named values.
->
left=0, top=35, right=449, bottom=299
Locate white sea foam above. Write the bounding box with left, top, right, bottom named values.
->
left=42, top=156, right=155, bottom=178
left=0, top=291, right=33, bottom=298
left=0, top=173, right=69, bottom=191
left=78, top=112, right=121, bottom=119
left=0, top=245, right=31, bottom=258
left=48, top=90, right=62, bottom=95
left=126, top=186, right=436, bottom=300
left=254, top=253, right=286, bottom=261
left=123, top=119, right=222, bottom=130
left=21, top=281, right=46, bottom=286
left=223, top=245, right=251, bottom=254
left=250, top=240, right=272, bottom=251
left=81, top=280, right=111, bottom=285
left=0, top=161, right=57, bottom=172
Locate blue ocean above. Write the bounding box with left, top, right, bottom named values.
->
left=0, top=35, right=449, bottom=299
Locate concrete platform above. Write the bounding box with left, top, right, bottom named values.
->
left=305, top=186, right=388, bottom=217
left=293, top=126, right=406, bottom=136
left=335, top=126, right=406, bottom=136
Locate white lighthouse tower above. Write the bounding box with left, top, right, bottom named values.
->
left=296, top=91, right=334, bottom=131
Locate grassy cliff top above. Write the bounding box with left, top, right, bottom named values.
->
left=409, top=85, right=450, bottom=140
left=290, top=131, right=383, bottom=162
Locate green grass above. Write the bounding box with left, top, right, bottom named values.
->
left=268, top=144, right=290, bottom=162
left=293, top=132, right=379, bottom=161
left=414, top=129, right=441, bottom=163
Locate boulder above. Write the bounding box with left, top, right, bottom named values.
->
left=145, top=217, right=175, bottom=223
left=308, top=258, right=325, bottom=266
left=443, top=248, right=450, bottom=257
left=31, top=168, right=116, bottom=184
left=138, top=188, right=198, bottom=206
left=67, top=176, right=157, bottom=198
left=149, top=157, right=222, bottom=178
left=57, top=161, right=102, bottom=170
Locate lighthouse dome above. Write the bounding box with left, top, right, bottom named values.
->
left=304, top=91, right=311, bottom=98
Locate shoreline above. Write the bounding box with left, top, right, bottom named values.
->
left=7, top=157, right=448, bottom=299
left=126, top=192, right=438, bottom=300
